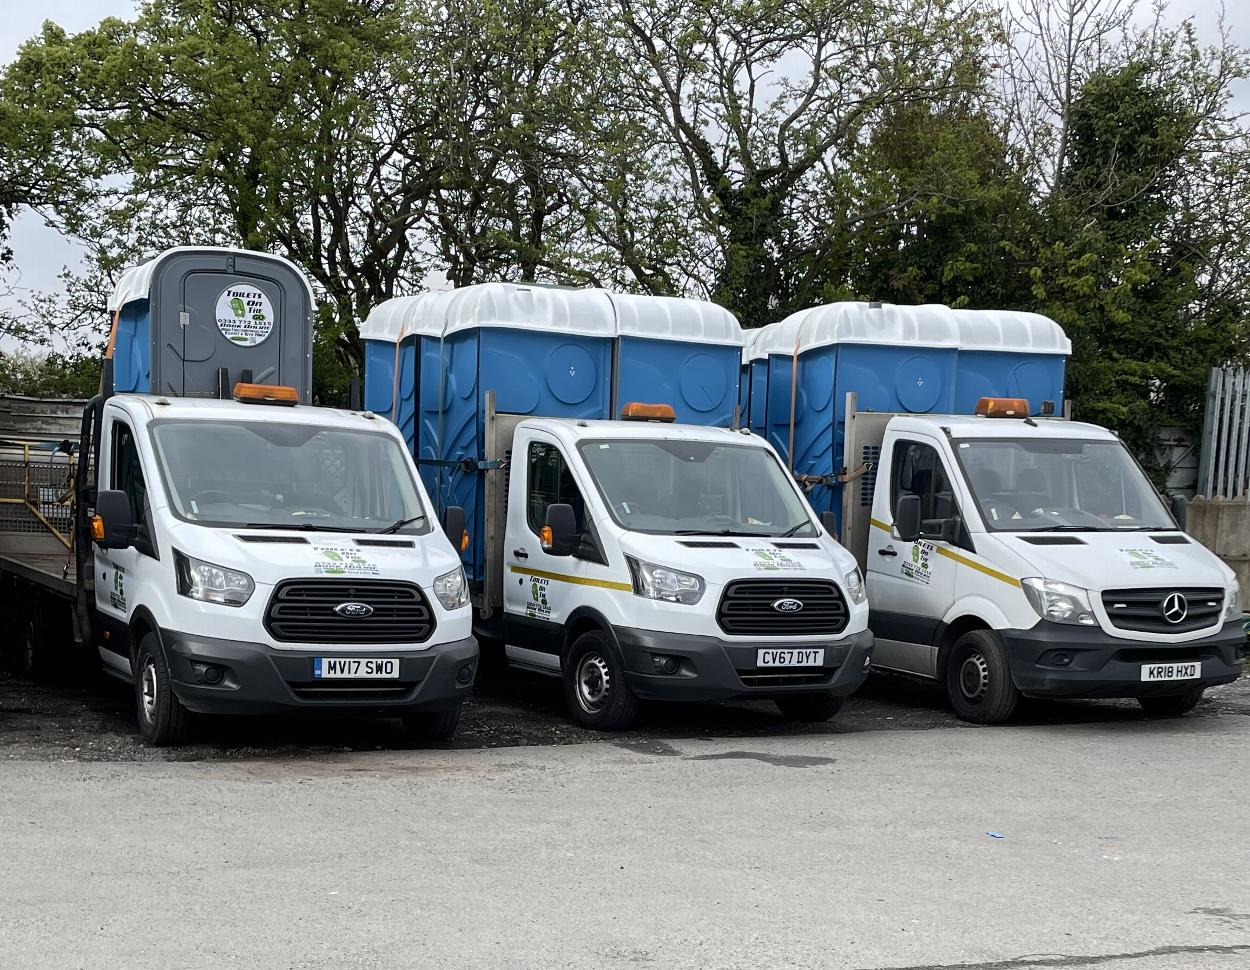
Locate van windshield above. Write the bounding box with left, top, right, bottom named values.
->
left=149, top=420, right=429, bottom=534
left=953, top=437, right=1174, bottom=532
left=577, top=439, right=817, bottom=537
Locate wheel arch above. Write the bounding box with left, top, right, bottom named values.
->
left=561, top=606, right=621, bottom=663
left=935, top=614, right=996, bottom=682
left=127, top=606, right=163, bottom=664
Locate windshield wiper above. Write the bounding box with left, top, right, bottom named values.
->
left=378, top=515, right=426, bottom=535
left=1026, top=524, right=1104, bottom=532
left=240, top=522, right=361, bottom=533
left=776, top=520, right=812, bottom=538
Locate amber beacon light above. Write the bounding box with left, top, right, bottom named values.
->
left=975, top=397, right=1031, bottom=418
left=232, top=382, right=299, bottom=406
left=620, top=402, right=676, bottom=423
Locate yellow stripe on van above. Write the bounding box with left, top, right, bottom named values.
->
left=868, top=518, right=1021, bottom=588
left=508, top=564, right=633, bottom=592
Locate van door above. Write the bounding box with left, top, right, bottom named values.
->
left=94, top=412, right=161, bottom=668
left=867, top=434, right=961, bottom=677
left=502, top=430, right=612, bottom=672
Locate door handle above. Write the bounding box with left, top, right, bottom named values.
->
left=877, top=547, right=898, bottom=558
left=513, top=549, right=529, bottom=560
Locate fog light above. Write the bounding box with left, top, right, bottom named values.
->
left=1053, top=652, right=1072, bottom=667
left=456, top=663, right=475, bottom=685
left=651, top=654, right=680, bottom=675
left=192, top=662, right=224, bottom=685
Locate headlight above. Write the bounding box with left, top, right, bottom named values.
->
left=433, top=566, right=469, bottom=610
left=626, top=557, right=705, bottom=605
left=1227, top=585, right=1243, bottom=621
left=1021, top=577, right=1096, bottom=626
left=174, top=550, right=254, bottom=607
left=844, top=568, right=867, bottom=605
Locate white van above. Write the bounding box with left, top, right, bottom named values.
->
left=840, top=401, right=1244, bottom=721
left=484, top=407, right=873, bottom=728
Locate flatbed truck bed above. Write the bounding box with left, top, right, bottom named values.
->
left=0, top=532, right=76, bottom=599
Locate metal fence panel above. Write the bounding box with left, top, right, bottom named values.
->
left=1199, top=366, right=1250, bottom=498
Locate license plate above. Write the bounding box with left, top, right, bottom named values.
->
left=757, top=648, right=825, bottom=667
left=313, top=658, right=400, bottom=679
left=1140, top=661, right=1201, bottom=682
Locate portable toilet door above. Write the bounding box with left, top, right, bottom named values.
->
left=107, top=247, right=314, bottom=401
left=608, top=293, right=744, bottom=427
left=360, top=292, right=456, bottom=461
left=746, top=327, right=771, bottom=438
left=952, top=309, right=1070, bottom=416
left=757, top=302, right=960, bottom=524
left=420, top=283, right=617, bottom=581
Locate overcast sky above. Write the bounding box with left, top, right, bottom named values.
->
left=1, top=0, right=1247, bottom=338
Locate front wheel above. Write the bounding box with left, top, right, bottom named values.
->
left=946, top=629, right=1019, bottom=724
left=1139, top=688, right=1204, bottom=718
left=402, top=700, right=464, bottom=742
left=775, top=692, right=845, bottom=722
left=133, top=633, right=191, bottom=746
left=563, top=631, right=639, bottom=731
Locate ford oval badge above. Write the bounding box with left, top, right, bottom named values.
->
left=334, top=602, right=374, bottom=618
left=772, top=598, right=804, bottom=613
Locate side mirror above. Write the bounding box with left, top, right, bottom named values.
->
left=895, top=494, right=921, bottom=543
left=442, top=505, right=467, bottom=552
left=820, top=510, right=837, bottom=536
left=1169, top=494, right=1187, bottom=531
left=543, top=503, right=578, bottom=557
left=93, top=490, right=137, bottom=549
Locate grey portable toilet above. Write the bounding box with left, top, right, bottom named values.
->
left=107, top=247, right=315, bottom=402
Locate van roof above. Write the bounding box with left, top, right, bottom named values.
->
left=893, top=413, right=1116, bottom=441
left=108, top=394, right=395, bottom=434
left=523, top=416, right=769, bottom=446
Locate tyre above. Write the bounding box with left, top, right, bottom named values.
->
left=563, top=630, right=639, bottom=730
left=775, top=692, right=846, bottom=722
left=946, top=629, right=1019, bottom=724
left=402, top=700, right=464, bottom=742
left=1139, top=688, right=1204, bottom=718
left=133, top=633, right=190, bottom=746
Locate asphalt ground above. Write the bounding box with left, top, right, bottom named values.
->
left=2, top=658, right=1248, bottom=969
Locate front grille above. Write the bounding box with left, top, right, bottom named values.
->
left=289, top=685, right=416, bottom=701
left=1101, top=587, right=1224, bottom=634
left=716, top=579, right=848, bottom=637
left=265, top=579, right=435, bottom=644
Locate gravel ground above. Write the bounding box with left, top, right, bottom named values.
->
left=2, top=652, right=1247, bottom=762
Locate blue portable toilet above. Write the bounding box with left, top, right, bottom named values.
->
left=744, top=329, right=770, bottom=438
left=755, top=302, right=960, bottom=524
left=420, top=283, right=617, bottom=581
left=359, top=292, right=456, bottom=460
left=608, top=293, right=744, bottom=427
left=107, top=246, right=315, bottom=401
left=952, top=309, right=1070, bottom=415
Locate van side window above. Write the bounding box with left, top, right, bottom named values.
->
left=111, top=421, right=148, bottom=527
left=527, top=441, right=586, bottom=537
left=890, top=440, right=956, bottom=524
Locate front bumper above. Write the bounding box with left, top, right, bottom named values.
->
left=1003, top=619, right=1245, bottom=698
left=614, top=626, right=874, bottom=702
left=160, top=628, right=479, bottom=715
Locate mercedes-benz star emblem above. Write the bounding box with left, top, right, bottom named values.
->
left=1161, top=592, right=1188, bottom=624
left=334, top=602, right=374, bottom=618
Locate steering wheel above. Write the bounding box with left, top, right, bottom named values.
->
left=190, top=489, right=236, bottom=507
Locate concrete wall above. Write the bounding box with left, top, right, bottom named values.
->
left=1187, top=497, right=1250, bottom=601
